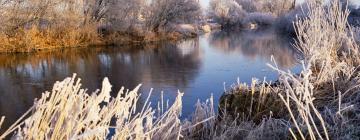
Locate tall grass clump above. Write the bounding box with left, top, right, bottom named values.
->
left=279, top=1, right=360, bottom=138
left=220, top=0, right=360, bottom=139
left=0, top=74, right=273, bottom=139
left=0, top=74, right=226, bottom=139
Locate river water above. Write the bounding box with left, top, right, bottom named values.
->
left=0, top=29, right=301, bottom=130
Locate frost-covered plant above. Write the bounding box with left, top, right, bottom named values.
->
left=145, top=0, right=201, bottom=32
left=235, top=0, right=296, bottom=15
left=0, top=74, right=214, bottom=139
left=269, top=0, right=360, bottom=139
left=209, top=0, right=246, bottom=27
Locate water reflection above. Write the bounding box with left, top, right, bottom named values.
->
left=209, top=29, right=299, bottom=69
left=0, top=30, right=300, bottom=132
left=0, top=41, right=202, bottom=132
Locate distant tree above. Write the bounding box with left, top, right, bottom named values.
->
left=235, top=0, right=296, bottom=15
left=103, top=0, right=145, bottom=33
left=208, top=0, right=246, bottom=27
left=145, top=0, right=202, bottom=32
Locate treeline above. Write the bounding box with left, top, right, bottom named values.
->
left=208, top=0, right=360, bottom=33
left=208, top=0, right=296, bottom=28
left=0, top=0, right=203, bottom=52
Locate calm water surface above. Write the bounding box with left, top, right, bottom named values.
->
left=0, top=29, right=301, bottom=130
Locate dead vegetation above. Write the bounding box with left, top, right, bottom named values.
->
left=208, top=0, right=296, bottom=29
left=0, top=0, right=104, bottom=52
left=220, top=0, right=360, bottom=139
left=0, top=74, right=211, bottom=139
left=0, top=74, right=271, bottom=140
left=0, top=0, right=203, bottom=52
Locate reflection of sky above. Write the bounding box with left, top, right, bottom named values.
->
left=179, top=32, right=301, bottom=117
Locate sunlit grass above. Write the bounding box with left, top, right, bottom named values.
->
left=0, top=74, right=216, bottom=139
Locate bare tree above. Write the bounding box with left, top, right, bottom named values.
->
left=209, top=0, right=246, bottom=27
left=146, top=0, right=201, bottom=32
left=235, top=0, right=296, bottom=16
left=104, top=0, right=145, bottom=33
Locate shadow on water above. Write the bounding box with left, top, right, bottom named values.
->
left=0, top=29, right=301, bottom=133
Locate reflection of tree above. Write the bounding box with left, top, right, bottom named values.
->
left=0, top=40, right=201, bottom=132
left=209, top=29, right=299, bottom=68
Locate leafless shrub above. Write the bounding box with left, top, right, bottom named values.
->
left=241, top=12, right=275, bottom=26
left=103, top=0, right=146, bottom=34
left=208, top=0, right=246, bottom=28
left=235, top=0, right=296, bottom=16
left=145, top=0, right=201, bottom=32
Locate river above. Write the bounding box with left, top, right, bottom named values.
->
left=0, top=29, right=301, bottom=131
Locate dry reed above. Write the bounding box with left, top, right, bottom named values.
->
left=220, top=0, right=360, bottom=139
left=0, top=74, right=216, bottom=139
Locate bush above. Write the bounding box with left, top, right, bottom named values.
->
left=208, top=0, right=246, bottom=28
left=236, top=0, right=296, bottom=16
left=145, top=0, right=201, bottom=32
left=102, top=0, right=146, bottom=34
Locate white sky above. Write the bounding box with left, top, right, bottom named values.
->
left=200, top=0, right=210, bottom=9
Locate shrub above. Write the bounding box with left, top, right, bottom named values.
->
left=235, top=0, right=296, bottom=16
left=103, top=0, right=146, bottom=34
left=208, top=0, right=246, bottom=28
left=145, top=0, right=201, bottom=32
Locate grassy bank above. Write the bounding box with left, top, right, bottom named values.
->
left=0, top=0, right=206, bottom=53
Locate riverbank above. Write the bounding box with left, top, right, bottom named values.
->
left=0, top=0, right=206, bottom=53
left=0, top=23, right=218, bottom=53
